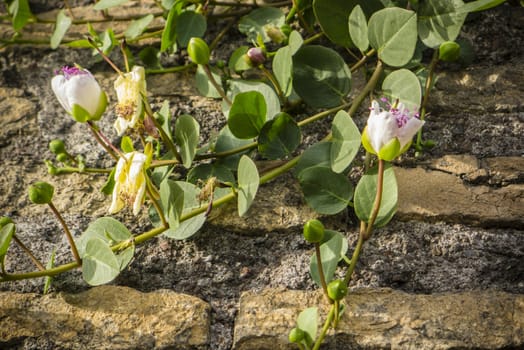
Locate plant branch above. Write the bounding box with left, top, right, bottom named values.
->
left=48, top=201, right=82, bottom=266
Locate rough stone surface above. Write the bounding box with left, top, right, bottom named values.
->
left=233, top=288, right=524, bottom=350
left=396, top=166, right=523, bottom=228
left=0, top=285, right=210, bottom=349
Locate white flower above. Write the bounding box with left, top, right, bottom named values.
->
left=51, top=66, right=107, bottom=122
left=362, top=99, right=424, bottom=161
left=113, top=66, right=146, bottom=136
left=109, top=151, right=147, bottom=216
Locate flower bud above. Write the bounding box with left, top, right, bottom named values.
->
left=327, top=279, right=348, bottom=301
left=49, top=139, right=66, bottom=155
left=439, top=41, right=461, bottom=62
left=51, top=66, right=108, bottom=122
left=0, top=216, right=13, bottom=229
left=303, top=219, right=325, bottom=243
left=187, top=37, right=210, bottom=65
left=288, top=327, right=305, bottom=343
left=246, top=47, right=266, bottom=66
left=28, top=181, right=55, bottom=205
left=265, top=24, right=286, bottom=44
left=56, top=153, right=68, bottom=163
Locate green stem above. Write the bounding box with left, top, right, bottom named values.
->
left=260, top=65, right=285, bottom=106
left=302, top=32, right=324, bottom=46
left=146, top=63, right=195, bottom=75
left=48, top=201, right=82, bottom=266
left=203, top=64, right=232, bottom=105
left=54, top=166, right=111, bottom=175
left=86, top=121, right=119, bottom=161
left=416, top=49, right=439, bottom=148
left=350, top=48, right=376, bottom=73
left=343, top=221, right=365, bottom=285
left=12, top=235, right=46, bottom=271
left=315, top=242, right=330, bottom=301
left=312, top=304, right=336, bottom=350
left=364, top=158, right=385, bottom=239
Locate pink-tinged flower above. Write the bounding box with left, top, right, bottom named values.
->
left=362, top=99, right=424, bottom=161
left=51, top=66, right=107, bottom=122
left=109, top=151, right=148, bottom=216
left=113, top=66, right=146, bottom=136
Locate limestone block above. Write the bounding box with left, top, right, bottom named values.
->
left=0, top=285, right=210, bottom=349
left=233, top=288, right=524, bottom=350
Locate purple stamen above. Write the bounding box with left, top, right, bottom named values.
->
left=57, top=66, right=88, bottom=79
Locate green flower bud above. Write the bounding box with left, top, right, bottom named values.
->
left=49, top=139, right=66, bottom=154
left=45, top=160, right=58, bottom=175
left=0, top=216, right=13, bottom=229
left=327, top=279, right=348, bottom=301
left=28, top=181, right=54, bottom=205
left=56, top=153, right=68, bottom=163
left=187, top=37, right=210, bottom=65
left=439, top=41, right=461, bottom=62
left=280, top=24, right=292, bottom=37
left=303, top=219, right=325, bottom=243
left=288, top=327, right=305, bottom=343
left=216, top=60, right=226, bottom=69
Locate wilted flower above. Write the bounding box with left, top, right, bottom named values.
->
left=109, top=151, right=148, bottom=216
left=362, top=99, right=424, bottom=161
left=51, top=66, right=107, bottom=122
left=114, top=66, right=147, bottom=136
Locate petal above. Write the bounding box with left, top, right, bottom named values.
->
left=397, top=118, right=424, bottom=148
left=132, top=173, right=147, bottom=215
left=114, top=117, right=130, bottom=136
left=51, top=75, right=72, bottom=113
left=367, top=111, right=397, bottom=153
left=65, top=74, right=102, bottom=116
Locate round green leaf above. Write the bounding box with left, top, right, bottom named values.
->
left=160, top=179, right=185, bottom=230
left=354, top=163, right=398, bottom=227
left=368, top=7, right=417, bottom=67
left=222, top=80, right=280, bottom=122
left=417, top=0, right=467, bottom=48
left=258, top=112, right=301, bottom=159
left=187, top=164, right=235, bottom=185
left=292, top=46, right=352, bottom=108
left=228, top=91, right=267, bottom=139
left=296, top=307, right=318, bottom=347
left=238, top=7, right=285, bottom=42
left=228, top=46, right=251, bottom=73
left=51, top=10, right=72, bottom=49
left=82, top=238, right=120, bottom=286
left=382, top=68, right=422, bottom=111
left=298, top=166, right=353, bottom=214
left=124, top=14, right=154, bottom=40
left=176, top=11, right=207, bottom=47
left=77, top=217, right=132, bottom=256
left=214, top=125, right=253, bottom=170
left=294, top=142, right=331, bottom=175
left=237, top=155, right=259, bottom=216
left=175, top=114, right=200, bottom=168
left=313, top=0, right=354, bottom=47
left=330, top=110, right=361, bottom=173
left=0, top=223, right=15, bottom=262
left=309, top=230, right=348, bottom=288
left=348, top=5, right=369, bottom=52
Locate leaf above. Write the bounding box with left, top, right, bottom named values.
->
left=195, top=65, right=222, bottom=98
left=368, top=7, right=417, bottom=67
left=292, top=45, right=352, bottom=108
left=354, top=163, right=398, bottom=228
left=273, top=31, right=303, bottom=97
left=139, top=47, right=162, bottom=69
left=294, top=142, right=331, bottom=175
left=228, top=91, right=267, bottom=139
left=330, top=110, right=361, bottom=173
left=187, top=164, right=235, bottom=185
left=82, top=238, right=121, bottom=286
left=309, top=230, right=348, bottom=288
left=161, top=3, right=182, bottom=52
left=160, top=179, right=185, bottom=229
left=237, top=155, right=259, bottom=216
left=0, top=223, right=15, bottom=264
left=238, top=7, right=285, bottom=42
left=175, top=114, right=200, bottom=168
left=214, top=125, right=253, bottom=170
left=222, top=80, right=280, bottom=122
left=154, top=100, right=173, bottom=141
left=50, top=10, right=72, bottom=49
left=120, top=135, right=134, bottom=153
left=8, top=0, right=33, bottom=31
left=228, top=46, right=251, bottom=73
left=100, top=167, right=116, bottom=195
left=382, top=68, right=422, bottom=111
left=77, top=217, right=132, bottom=255
left=296, top=307, right=318, bottom=346
left=176, top=11, right=207, bottom=47
left=43, top=249, right=56, bottom=294
left=298, top=166, right=353, bottom=214
left=93, top=0, right=129, bottom=10
left=125, top=14, right=154, bottom=40
left=417, top=0, right=467, bottom=48
left=258, top=112, right=301, bottom=159
left=455, top=0, right=506, bottom=13
left=348, top=5, right=369, bottom=52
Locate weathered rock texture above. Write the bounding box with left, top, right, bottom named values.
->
left=0, top=286, right=210, bottom=349
left=233, top=288, right=524, bottom=350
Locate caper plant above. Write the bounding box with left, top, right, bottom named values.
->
left=0, top=0, right=507, bottom=347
